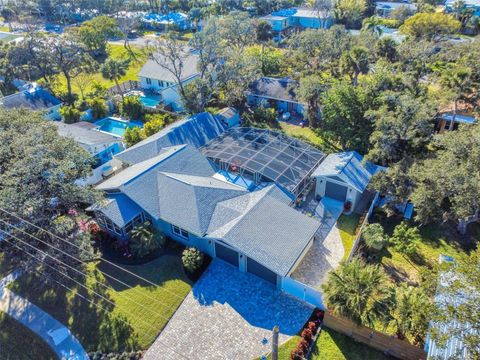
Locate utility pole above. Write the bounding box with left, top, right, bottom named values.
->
left=272, top=325, right=279, bottom=360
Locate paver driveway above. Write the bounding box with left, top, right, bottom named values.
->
left=144, top=260, right=313, bottom=360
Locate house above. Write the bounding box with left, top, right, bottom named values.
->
left=141, top=12, right=191, bottom=31
left=312, top=151, right=382, bottom=213
left=247, top=77, right=305, bottom=118
left=445, top=0, right=480, bottom=16
left=53, top=121, right=125, bottom=185
left=138, top=52, right=199, bottom=112
left=260, top=7, right=334, bottom=41
left=435, top=112, right=476, bottom=133
left=424, top=255, right=478, bottom=359
left=90, top=145, right=320, bottom=289
left=0, top=83, right=62, bottom=120
left=375, top=1, right=417, bottom=18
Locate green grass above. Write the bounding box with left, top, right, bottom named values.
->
left=53, top=44, right=147, bottom=98
left=9, top=252, right=192, bottom=352
left=370, top=210, right=466, bottom=283
left=337, top=214, right=362, bottom=261
left=0, top=311, right=57, bottom=360
left=309, top=327, right=388, bottom=360
left=279, top=123, right=339, bottom=152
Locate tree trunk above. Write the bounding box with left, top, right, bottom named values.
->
left=353, top=72, right=359, bottom=87
left=115, top=78, right=124, bottom=99
left=65, top=73, right=73, bottom=104
left=457, top=211, right=479, bottom=235
left=450, top=99, right=457, bottom=131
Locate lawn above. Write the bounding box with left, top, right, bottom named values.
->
left=270, top=328, right=387, bottom=360
left=309, top=327, right=388, bottom=360
left=53, top=44, right=147, bottom=98
left=370, top=209, right=466, bottom=283
left=337, top=214, right=362, bottom=261
left=279, top=122, right=339, bottom=152
left=9, top=251, right=192, bottom=352
left=0, top=311, right=57, bottom=360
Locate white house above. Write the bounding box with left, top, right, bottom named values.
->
left=137, top=52, right=199, bottom=111
left=312, top=151, right=382, bottom=213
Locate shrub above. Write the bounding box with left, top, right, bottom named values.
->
left=307, top=321, right=318, bottom=334
left=88, top=97, right=108, bottom=120
left=124, top=126, right=145, bottom=147
left=301, top=328, right=313, bottom=343
left=121, top=96, right=143, bottom=120
left=60, top=105, right=81, bottom=124
left=391, top=221, right=420, bottom=257
left=362, top=223, right=388, bottom=251
left=143, top=113, right=169, bottom=137
left=182, top=247, right=204, bottom=273
left=128, top=221, right=165, bottom=258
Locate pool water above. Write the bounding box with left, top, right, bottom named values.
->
left=139, top=95, right=161, bottom=108
left=94, top=118, right=143, bottom=138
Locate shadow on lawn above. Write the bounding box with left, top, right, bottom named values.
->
left=9, top=269, right=138, bottom=352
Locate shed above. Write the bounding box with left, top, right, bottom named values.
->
left=312, top=151, right=381, bottom=212
left=216, top=107, right=239, bottom=127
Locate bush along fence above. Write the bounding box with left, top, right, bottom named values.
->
left=290, top=309, right=325, bottom=360
left=346, top=191, right=380, bottom=262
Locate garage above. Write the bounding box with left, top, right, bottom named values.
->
left=215, top=242, right=239, bottom=267
left=325, top=181, right=348, bottom=202
left=247, top=257, right=277, bottom=285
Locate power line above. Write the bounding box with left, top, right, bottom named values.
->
left=1, top=232, right=188, bottom=360
left=0, top=226, right=179, bottom=329
left=0, top=207, right=186, bottom=302
left=0, top=216, right=183, bottom=316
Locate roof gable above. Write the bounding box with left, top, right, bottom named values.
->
left=248, top=77, right=300, bottom=103
left=138, top=52, right=199, bottom=83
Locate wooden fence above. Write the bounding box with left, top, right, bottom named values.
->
left=346, top=191, right=380, bottom=262
left=106, top=80, right=140, bottom=97
left=323, top=313, right=427, bottom=360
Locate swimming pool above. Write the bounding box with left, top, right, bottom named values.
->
left=125, top=91, right=162, bottom=109
left=94, top=117, right=143, bottom=138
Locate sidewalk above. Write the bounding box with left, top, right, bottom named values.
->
left=0, top=271, right=89, bottom=360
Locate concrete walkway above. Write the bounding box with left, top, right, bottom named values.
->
left=0, top=271, right=89, bottom=360
left=292, top=198, right=345, bottom=289
left=144, top=260, right=313, bottom=360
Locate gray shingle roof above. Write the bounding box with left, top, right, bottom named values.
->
left=248, top=77, right=301, bottom=103
left=99, top=144, right=215, bottom=190
left=89, top=194, right=143, bottom=227
left=312, top=151, right=380, bottom=193
left=138, top=52, right=199, bottom=82
left=209, top=185, right=320, bottom=276
left=116, top=112, right=228, bottom=165
left=54, top=121, right=120, bottom=147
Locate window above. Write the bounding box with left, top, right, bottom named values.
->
left=158, top=80, right=164, bottom=87
left=444, top=122, right=450, bottom=130
left=172, top=225, right=189, bottom=239
left=146, top=78, right=152, bottom=85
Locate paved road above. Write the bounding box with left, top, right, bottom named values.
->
left=0, top=271, right=89, bottom=360
left=144, top=260, right=313, bottom=360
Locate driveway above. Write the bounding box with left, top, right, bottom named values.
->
left=0, top=271, right=88, bottom=360
left=144, top=260, right=313, bottom=360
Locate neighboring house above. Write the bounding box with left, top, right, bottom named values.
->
left=375, top=1, right=417, bottom=18
left=0, top=83, right=62, bottom=120
left=53, top=121, right=125, bottom=185
left=247, top=77, right=305, bottom=117
left=141, top=12, right=191, bottom=31
left=424, top=255, right=478, bottom=359
left=435, top=112, right=477, bottom=133
left=0, top=31, right=24, bottom=44
left=138, top=52, right=199, bottom=112
left=312, top=151, right=382, bottom=213
left=261, top=7, right=334, bottom=41
left=445, top=0, right=480, bottom=16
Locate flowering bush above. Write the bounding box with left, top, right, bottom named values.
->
left=87, top=221, right=101, bottom=235
left=301, top=328, right=313, bottom=343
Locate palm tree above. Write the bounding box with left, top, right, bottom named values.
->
left=129, top=221, right=165, bottom=258
left=340, top=46, right=370, bottom=86
left=100, top=58, right=130, bottom=99
left=321, top=257, right=393, bottom=326
left=440, top=65, right=472, bottom=131
left=362, top=16, right=384, bottom=37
